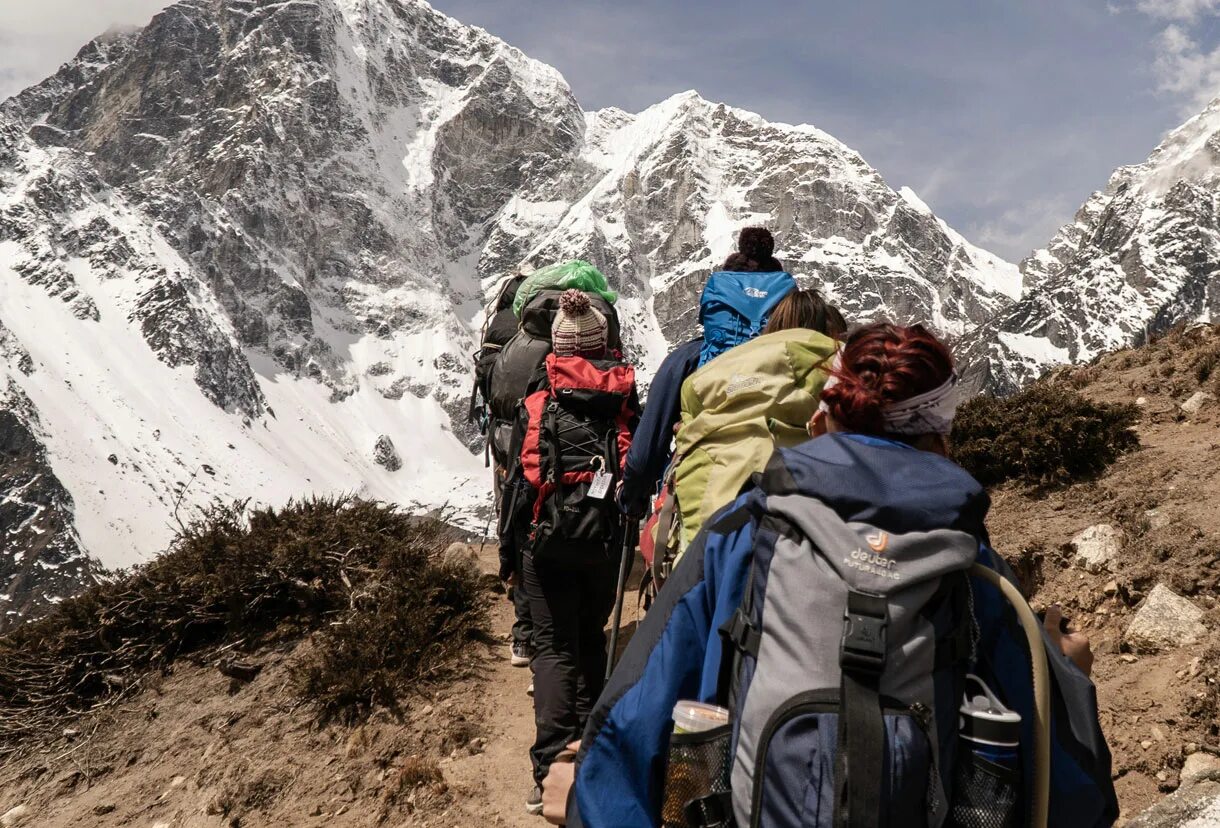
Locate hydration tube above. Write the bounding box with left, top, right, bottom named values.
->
left=970, top=563, right=1051, bottom=828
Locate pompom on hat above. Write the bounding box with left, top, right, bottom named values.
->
left=552, top=289, right=608, bottom=356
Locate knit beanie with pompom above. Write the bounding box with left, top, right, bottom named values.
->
left=552, top=289, right=608, bottom=357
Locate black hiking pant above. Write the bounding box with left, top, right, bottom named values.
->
left=524, top=550, right=617, bottom=785
left=511, top=576, right=533, bottom=648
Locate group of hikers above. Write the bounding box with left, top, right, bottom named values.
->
left=469, top=227, right=1119, bottom=828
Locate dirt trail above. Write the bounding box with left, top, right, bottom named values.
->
left=444, top=542, right=646, bottom=826
left=440, top=543, right=539, bottom=827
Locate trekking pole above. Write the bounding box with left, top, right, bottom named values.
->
left=605, top=518, right=640, bottom=684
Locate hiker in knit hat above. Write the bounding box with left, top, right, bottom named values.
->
left=500, top=287, right=640, bottom=815
left=551, top=289, right=609, bottom=358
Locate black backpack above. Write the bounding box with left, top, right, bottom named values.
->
left=469, top=274, right=527, bottom=428
left=486, top=289, right=622, bottom=468
left=517, top=354, right=637, bottom=567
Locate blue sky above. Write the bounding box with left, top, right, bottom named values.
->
left=3, top=0, right=1220, bottom=262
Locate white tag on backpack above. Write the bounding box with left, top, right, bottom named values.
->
left=587, top=471, right=612, bottom=500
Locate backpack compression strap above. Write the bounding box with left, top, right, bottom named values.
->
left=836, top=590, right=888, bottom=828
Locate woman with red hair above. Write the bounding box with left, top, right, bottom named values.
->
left=544, top=322, right=1117, bottom=828
left=809, top=321, right=959, bottom=450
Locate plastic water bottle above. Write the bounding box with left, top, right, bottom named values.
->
left=950, top=675, right=1022, bottom=828
left=663, top=702, right=732, bottom=827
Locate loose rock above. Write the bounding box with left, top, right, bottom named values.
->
left=1181, top=391, right=1216, bottom=417
left=1071, top=524, right=1124, bottom=574
left=1125, top=584, right=1207, bottom=653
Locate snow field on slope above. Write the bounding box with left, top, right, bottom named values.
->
left=0, top=239, right=486, bottom=570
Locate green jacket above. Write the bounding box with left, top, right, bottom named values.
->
left=672, top=328, right=838, bottom=556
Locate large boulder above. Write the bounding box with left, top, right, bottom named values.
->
left=1125, top=584, right=1207, bottom=653
left=1070, top=524, right=1124, bottom=574
left=1182, top=752, right=1220, bottom=786
left=1125, top=782, right=1220, bottom=828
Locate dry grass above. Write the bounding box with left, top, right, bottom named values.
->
left=0, top=497, right=488, bottom=752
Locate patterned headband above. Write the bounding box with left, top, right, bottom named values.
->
left=818, top=352, right=960, bottom=436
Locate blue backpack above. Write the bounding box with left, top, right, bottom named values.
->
left=698, top=271, right=797, bottom=366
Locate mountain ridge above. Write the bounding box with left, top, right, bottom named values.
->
left=3, top=0, right=1020, bottom=623
left=961, top=96, right=1220, bottom=394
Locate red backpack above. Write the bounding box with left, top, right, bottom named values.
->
left=520, top=354, right=637, bottom=567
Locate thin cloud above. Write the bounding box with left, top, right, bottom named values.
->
left=968, top=196, right=1078, bottom=264
left=1126, top=0, right=1220, bottom=113
left=1134, top=0, right=1220, bottom=22
left=1150, top=23, right=1220, bottom=112
left=0, top=0, right=171, bottom=100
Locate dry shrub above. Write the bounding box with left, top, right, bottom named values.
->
left=1191, top=344, right=1220, bottom=385
left=397, top=756, right=444, bottom=788
left=0, top=497, right=487, bottom=749
left=952, top=384, right=1139, bottom=487
left=292, top=538, right=486, bottom=724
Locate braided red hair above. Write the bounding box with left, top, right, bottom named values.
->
left=820, top=323, right=954, bottom=436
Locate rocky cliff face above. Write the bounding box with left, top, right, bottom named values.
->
left=483, top=98, right=1020, bottom=367
left=0, top=0, right=1021, bottom=622
left=961, top=99, right=1220, bottom=394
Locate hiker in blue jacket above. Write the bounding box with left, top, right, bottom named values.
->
left=618, top=227, right=796, bottom=518
left=545, top=322, right=1117, bottom=828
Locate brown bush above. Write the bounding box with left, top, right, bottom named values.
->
left=0, top=498, right=487, bottom=749
left=952, top=384, right=1139, bottom=487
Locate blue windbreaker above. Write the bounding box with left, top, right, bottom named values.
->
left=569, top=433, right=1118, bottom=827
left=618, top=338, right=702, bottom=516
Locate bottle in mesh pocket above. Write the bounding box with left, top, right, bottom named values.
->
left=950, top=753, right=1019, bottom=828
left=950, top=675, right=1022, bottom=828
left=662, top=724, right=733, bottom=828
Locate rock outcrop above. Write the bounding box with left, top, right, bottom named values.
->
left=961, top=98, right=1220, bottom=394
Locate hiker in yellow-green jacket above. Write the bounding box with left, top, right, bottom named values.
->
left=652, top=290, right=847, bottom=571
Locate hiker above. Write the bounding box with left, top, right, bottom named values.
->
left=617, top=227, right=796, bottom=520
left=493, top=262, right=624, bottom=675
left=647, top=289, right=846, bottom=576
left=498, top=289, right=641, bottom=816
left=471, top=268, right=536, bottom=669
left=546, top=322, right=1118, bottom=827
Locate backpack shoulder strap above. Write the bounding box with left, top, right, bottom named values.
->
left=836, top=590, right=888, bottom=828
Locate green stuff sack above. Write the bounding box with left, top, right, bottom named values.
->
left=671, top=328, right=839, bottom=561
left=512, top=260, right=617, bottom=316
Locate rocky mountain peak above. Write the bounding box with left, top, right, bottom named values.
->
left=0, top=0, right=1023, bottom=623
left=961, top=98, right=1220, bottom=395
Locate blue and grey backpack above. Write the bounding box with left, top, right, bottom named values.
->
left=713, top=494, right=978, bottom=828
left=569, top=434, right=1118, bottom=828
left=698, top=271, right=797, bottom=367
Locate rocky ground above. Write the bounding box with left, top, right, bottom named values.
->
left=985, top=323, right=1220, bottom=822
left=4, top=326, right=1220, bottom=827
left=0, top=541, right=543, bottom=828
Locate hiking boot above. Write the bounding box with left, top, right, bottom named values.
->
left=510, top=641, right=532, bottom=667
left=526, top=784, right=543, bottom=815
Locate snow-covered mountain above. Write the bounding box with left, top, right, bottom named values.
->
left=0, top=0, right=1021, bottom=625
left=961, top=99, right=1220, bottom=394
